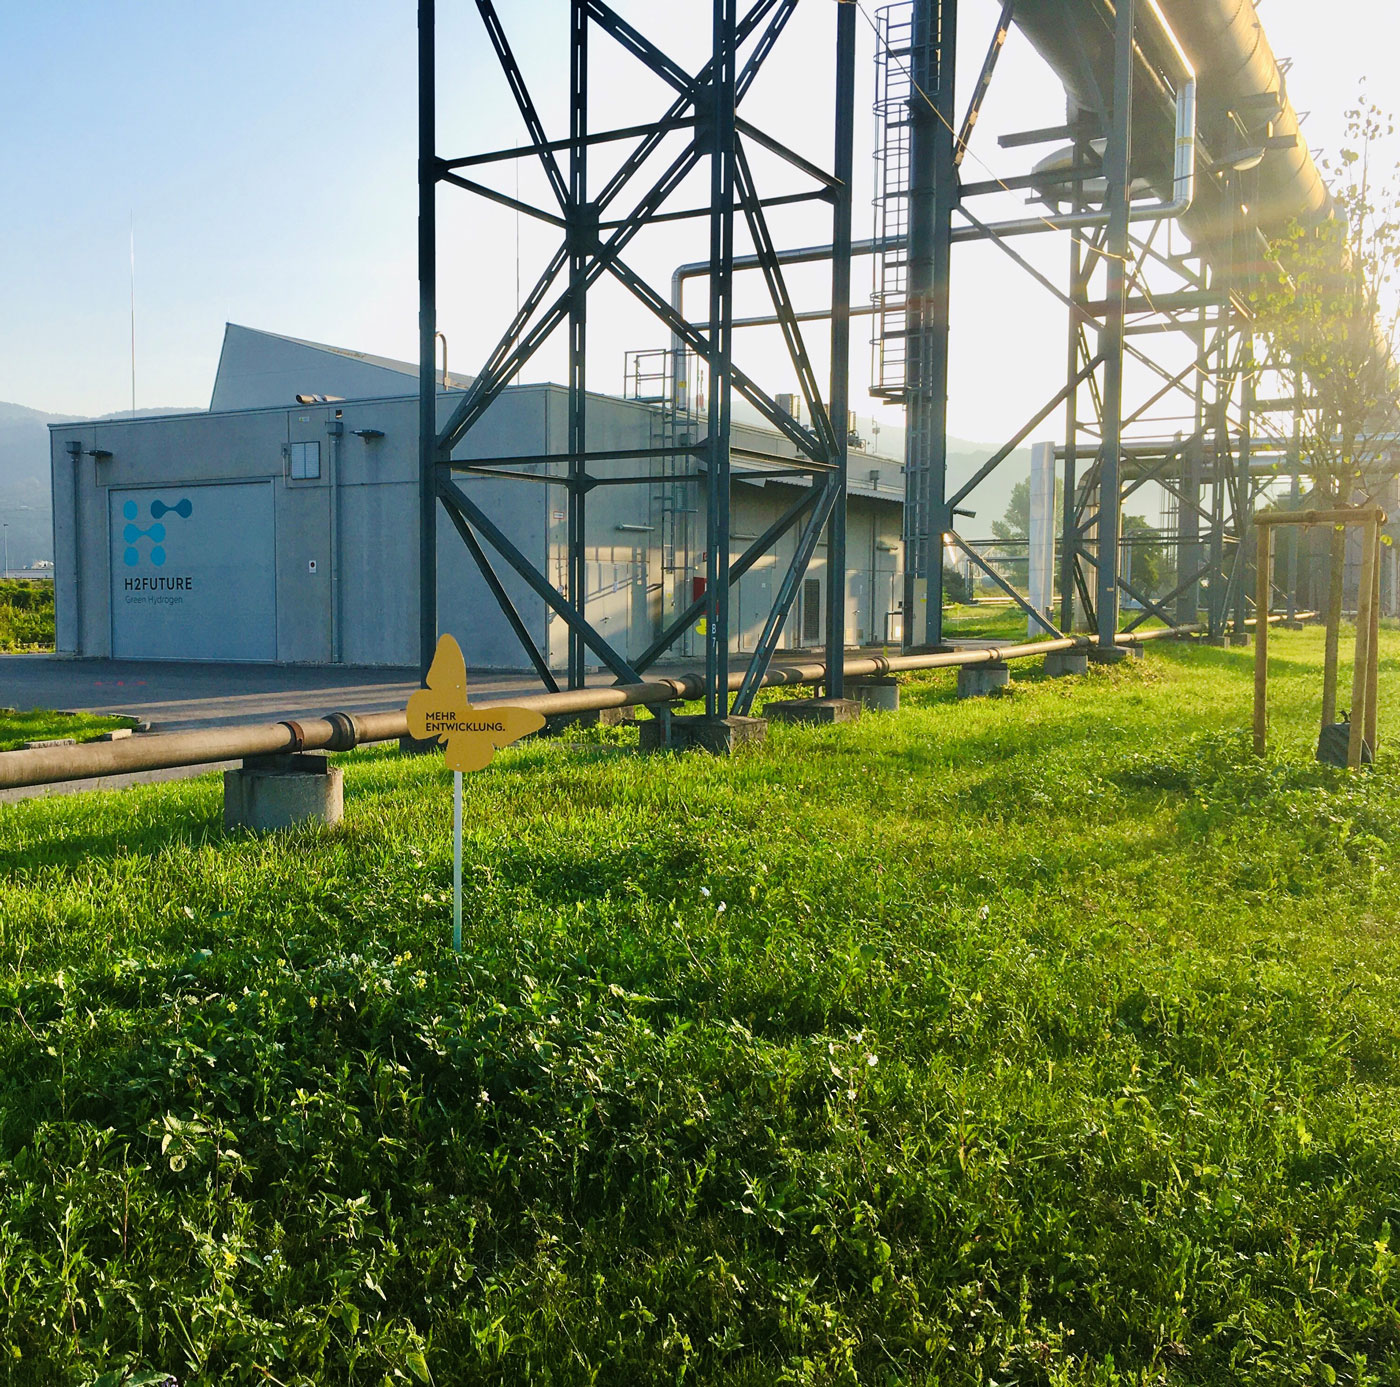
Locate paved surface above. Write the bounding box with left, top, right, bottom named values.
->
left=0, top=656, right=548, bottom=733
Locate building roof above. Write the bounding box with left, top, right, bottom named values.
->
left=209, top=323, right=468, bottom=412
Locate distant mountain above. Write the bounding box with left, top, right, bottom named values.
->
left=0, top=403, right=69, bottom=570
left=0, top=401, right=198, bottom=570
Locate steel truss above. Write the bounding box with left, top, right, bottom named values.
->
left=888, top=0, right=1293, bottom=650
left=418, top=0, right=858, bottom=719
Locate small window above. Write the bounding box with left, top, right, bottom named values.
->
left=289, top=441, right=321, bottom=480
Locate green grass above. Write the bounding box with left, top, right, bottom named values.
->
left=0, top=708, right=137, bottom=753
left=0, top=628, right=1397, bottom=1385
left=0, top=579, right=55, bottom=652
left=938, top=603, right=1167, bottom=643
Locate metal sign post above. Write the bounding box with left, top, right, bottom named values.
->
left=406, top=634, right=545, bottom=949
left=453, top=769, right=463, bottom=951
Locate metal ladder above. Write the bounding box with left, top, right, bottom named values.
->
left=870, top=1, right=919, bottom=402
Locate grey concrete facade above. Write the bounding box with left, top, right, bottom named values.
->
left=52, top=326, right=906, bottom=670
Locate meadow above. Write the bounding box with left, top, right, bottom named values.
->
left=0, top=580, right=55, bottom=653
left=0, top=627, right=1395, bottom=1385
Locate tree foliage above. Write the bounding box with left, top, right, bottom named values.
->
left=1252, top=91, right=1400, bottom=502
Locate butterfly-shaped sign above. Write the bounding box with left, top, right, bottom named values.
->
left=406, top=634, right=545, bottom=771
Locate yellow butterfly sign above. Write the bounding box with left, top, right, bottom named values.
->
left=406, top=634, right=546, bottom=771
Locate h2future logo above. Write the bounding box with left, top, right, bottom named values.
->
left=122, top=497, right=192, bottom=568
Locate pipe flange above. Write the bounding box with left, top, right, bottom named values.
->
left=323, top=711, right=361, bottom=753
left=278, top=720, right=307, bottom=754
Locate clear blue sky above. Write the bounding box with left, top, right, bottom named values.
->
left=2, top=0, right=1395, bottom=442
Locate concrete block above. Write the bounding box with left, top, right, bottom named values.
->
left=639, top=714, right=767, bottom=755
left=1043, top=650, right=1088, bottom=678
left=224, top=752, right=343, bottom=832
left=1087, top=645, right=1134, bottom=665
left=544, top=705, right=635, bottom=735
left=956, top=663, right=1010, bottom=699
left=765, top=697, right=861, bottom=726
left=97, top=727, right=133, bottom=741
left=847, top=677, right=900, bottom=711
left=21, top=737, right=77, bottom=749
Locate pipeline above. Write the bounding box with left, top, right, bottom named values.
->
left=0, top=627, right=1210, bottom=793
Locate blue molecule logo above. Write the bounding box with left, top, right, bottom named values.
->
left=120, top=496, right=191, bottom=566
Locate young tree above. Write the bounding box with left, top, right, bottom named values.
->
left=1252, top=91, right=1400, bottom=723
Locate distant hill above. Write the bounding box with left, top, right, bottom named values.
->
left=0, top=401, right=197, bottom=570
left=0, top=402, right=70, bottom=570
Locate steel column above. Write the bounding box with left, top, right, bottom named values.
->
left=703, top=0, right=738, bottom=717
left=903, top=0, right=957, bottom=649
left=417, top=0, right=438, bottom=679
left=567, top=0, right=589, bottom=688
left=1093, top=0, right=1134, bottom=650
left=824, top=0, right=856, bottom=696
left=1059, top=117, right=1090, bottom=633
left=1234, top=330, right=1255, bottom=637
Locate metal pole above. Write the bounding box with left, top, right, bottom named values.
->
left=417, top=0, right=438, bottom=680
left=903, top=0, right=956, bottom=649
left=1059, top=115, right=1087, bottom=634
left=567, top=0, right=589, bottom=690
left=1234, top=330, right=1255, bottom=638
left=704, top=0, right=738, bottom=718
left=824, top=0, right=856, bottom=697
left=452, top=770, right=463, bottom=950
left=1208, top=282, right=1229, bottom=640
left=1177, top=438, right=1203, bottom=624
left=1094, top=0, right=1135, bottom=651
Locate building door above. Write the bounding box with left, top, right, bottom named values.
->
left=110, top=481, right=277, bottom=661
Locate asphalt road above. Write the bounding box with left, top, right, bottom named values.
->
left=0, top=655, right=547, bottom=733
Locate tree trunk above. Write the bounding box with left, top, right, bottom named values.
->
left=1320, top=524, right=1345, bottom=725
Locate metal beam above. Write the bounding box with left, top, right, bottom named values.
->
left=439, top=495, right=560, bottom=693
left=440, top=479, right=641, bottom=685
left=825, top=0, right=856, bottom=696
left=1093, top=0, right=1135, bottom=650
left=418, top=0, right=438, bottom=679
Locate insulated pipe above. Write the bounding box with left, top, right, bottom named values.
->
left=0, top=627, right=1206, bottom=793
left=973, top=0, right=1196, bottom=240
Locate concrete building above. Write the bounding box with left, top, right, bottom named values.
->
left=51, top=325, right=906, bottom=668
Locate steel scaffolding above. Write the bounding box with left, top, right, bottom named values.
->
left=418, top=0, right=858, bottom=724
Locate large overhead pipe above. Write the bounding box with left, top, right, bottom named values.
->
left=0, top=629, right=1209, bottom=794
left=974, top=0, right=1197, bottom=240
left=999, top=0, right=1325, bottom=244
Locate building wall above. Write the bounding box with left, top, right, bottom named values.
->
left=52, top=386, right=906, bottom=668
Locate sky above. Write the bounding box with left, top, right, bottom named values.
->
left=2, top=0, right=1397, bottom=447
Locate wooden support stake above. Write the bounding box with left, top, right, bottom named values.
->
left=1254, top=524, right=1272, bottom=756
left=1366, top=517, right=1381, bottom=757
left=1322, top=524, right=1345, bottom=726
left=1347, top=520, right=1378, bottom=769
